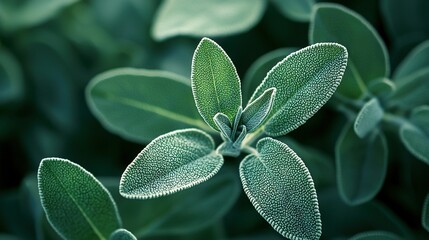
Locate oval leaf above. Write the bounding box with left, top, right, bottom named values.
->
left=239, top=137, right=321, bottom=240
left=310, top=3, right=389, bottom=99
left=87, top=68, right=211, bottom=143
left=38, top=158, right=121, bottom=240
left=191, top=37, right=242, bottom=130
left=400, top=124, right=429, bottom=164
left=241, top=87, right=276, bottom=132
left=349, top=231, right=403, bottom=240
left=423, top=193, right=429, bottom=232
left=368, top=78, right=396, bottom=98
left=354, top=98, right=384, bottom=138
left=0, top=47, right=24, bottom=105
left=152, top=0, right=266, bottom=41
left=410, top=105, right=429, bottom=133
left=110, top=229, right=137, bottom=240
left=120, top=128, right=223, bottom=199
left=390, top=67, right=429, bottom=109
left=272, top=0, right=314, bottom=22
left=249, top=43, right=347, bottom=136
left=394, top=40, right=429, bottom=80
left=336, top=123, right=388, bottom=205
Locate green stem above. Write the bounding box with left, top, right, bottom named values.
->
left=242, top=145, right=258, bottom=155
left=242, top=126, right=265, bottom=147
left=382, top=113, right=410, bottom=128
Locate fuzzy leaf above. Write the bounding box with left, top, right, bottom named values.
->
left=239, top=137, right=321, bottom=240
left=423, top=193, right=429, bottom=232
left=243, top=48, right=297, bottom=102
left=120, top=129, right=223, bottom=199
left=191, top=38, right=242, bottom=130
left=249, top=43, right=347, bottom=136
left=336, top=123, right=388, bottom=205
left=400, top=124, right=429, bottom=164
left=38, top=158, right=121, bottom=240
left=354, top=98, right=384, bottom=138
left=152, top=0, right=266, bottom=41
left=349, top=231, right=403, bottom=240
left=0, top=47, right=23, bottom=105
left=241, top=88, right=276, bottom=132
left=272, top=0, right=314, bottom=22
left=310, top=3, right=389, bottom=99
left=394, top=40, right=429, bottom=80
left=87, top=68, right=211, bottom=143
left=109, top=229, right=137, bottom=240
left=213, top=112, right=232, bottom=141
left=390, top=67, right=429, bottom=109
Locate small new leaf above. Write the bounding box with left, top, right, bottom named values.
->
left=239, top=138, right=321, bottom=240
left=354, top=98, right=384, bottom=138
left=120, top=129, right=223, bottom=199
left=38, top=158, right=121, bottom=240
left=400, top=124, right=429, bottom=165
left=213, top=112, right=232, bottom=141
left=191, top=38, right=242, bottom=130
left=241, top=87, right=276, bottom=132
left=110, top=229, right=137, bottom=240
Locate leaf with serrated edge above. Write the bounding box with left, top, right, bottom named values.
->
left=249, top=43, right=347, bottom=136
left=110, top=229, right=137, bottom=240
left=120, top=129, right=223, bottom=199
left=87, top=68, right=211, bottom=143
left=337, top=123, right=388, bottom=205
left=354, top=98, right=384, bottom=138
left=423, top=193, right=429, bottom=232
left=191, top=38, right=242, bottom=130
left=400, top=124, right=429, bottom=165
left=241, top=88, right=276, bottom=132
left=38, top=158, right=121, bottom=240
left=239, top=137, right=321, bottom=240
left=349, top=230, right=402, bottom=240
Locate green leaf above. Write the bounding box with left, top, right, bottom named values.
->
left=354, top=98, right=384, bottom=138
left=0, top=47, right=23, bottom=105
left=249, top=43, right=347, bottom=136
left=349, top=231, right=403, bottom=240
left=86, top=68, right=211, bottom=143
left=120, top=128, right=223, bottom=199
left=109, top=229, right=137, bottom=240
left=0, top=0, right=79, bottom=32
left=152, top=0, right=266, bottom=41
left=239, top=137, right=321, bottom=240
left=243, top=48, right=297, bottom=102
left=423, top=193, right=429, bottom=232
left=272, top=0, right=314, bottom=22
left=336, top=123, right=388, bottom=205
left=389, top=68, right=429, bottom=109
left=410, top=105, right=429, bottom=133
left=213, top=112, right=232, bottom=141
left=368, top=78, right=396, bottom=98
left=310, top=3, right=389, bottom=99
left=191, top=37, right=242, bottom=130
left=400, top=124, right=429, bottom=164
left=394, top=40, right=429, bottom=80
left=241, top=88, right=276, bottom=132
left=38, top=158, right=121, bottom=240
left=104, top=170, right=240, bottom=237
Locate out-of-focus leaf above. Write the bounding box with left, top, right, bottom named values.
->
left=239, top=137, right=321, bottom=240
left=349, top=230, right=403, bottom=240
left=400, top=124, right=429, bottom=164
left=390, top=68, right=429, bottom=109
left=393, top=40, right=429, bottom=80
left=38, top=158, right=121, bottom=240
left=191, top=38, right=242, bottom=130
left=423, top=193, right=429, bottom=232
left=272, top=0, right=314, bottom=22
left=354, top=98, right=384, bottom=138
left=0, top=235, right=22, bottom=240
left=0, top=47, right=23, bottom=105
left=87, top=68, right=211, bottom=143
left=310, top=3, right=389, bottom=99
left=105, top=169, right=240, bottom=238
left=243, top=48, right=297, bottom=102
left=152, top=0, right=266, bottom=41
left=120, top=129, right=223, bottom=200
left=109, top=229, right=137, bottom=240
left=368, top=78, right=396, bottom=98
left=336, top=123, right=388, bottom=205
left=241, top=88, right=276, bottom=133
left=249, top=43, right=347, bottom=136
left=410, top=105, right=429, bottom=133
left=0, top=0, right=79, bottom=32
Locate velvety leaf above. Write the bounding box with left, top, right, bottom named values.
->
left=243, top=48, right=297, bottom=102
left=336, top=123, right=388, bottom=205
left=249, top=43, right=347, bottom=136
left=272, top=0, right=314, bottom=22
left=390, top=67, right=429, bottom=109
left=0, top=47, right=23, bottom=105
left=38, top=158, right=121, bottom=240
left=213, top=112, right=232, bottom=141
left=354, top=98, right=384, bottom=138
left=310, top=3, right=389, bottom=99
left=0, top=0, right=79, bottom=32
left=400, top=124, right=429, bottom=164
left=368, top=78, right=396, bottom=98
left=239, top=137, right=321, bottom=240
left=120, top=129, right=223, bottom=199
left=104, top=170, right=240, bottom=237
left=87, top=68, right=211, bottom=143
left=152, top=0, right=266, bottom=41
left=423, top=193, right=429, bottom=232
left=191, top=37, right=242, bottom=130
left=349, top=230, right=403, bottom=240
left=110, top=229, right=137, bottom=240
left=241, top=88, right=276, bottom=132
left=394, top=40, right=429, bottom=80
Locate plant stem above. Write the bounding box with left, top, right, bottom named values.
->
left=242, top=126, right=265, bottom=147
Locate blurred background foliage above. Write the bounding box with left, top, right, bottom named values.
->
left=0, top=0, right=428, bottom=239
